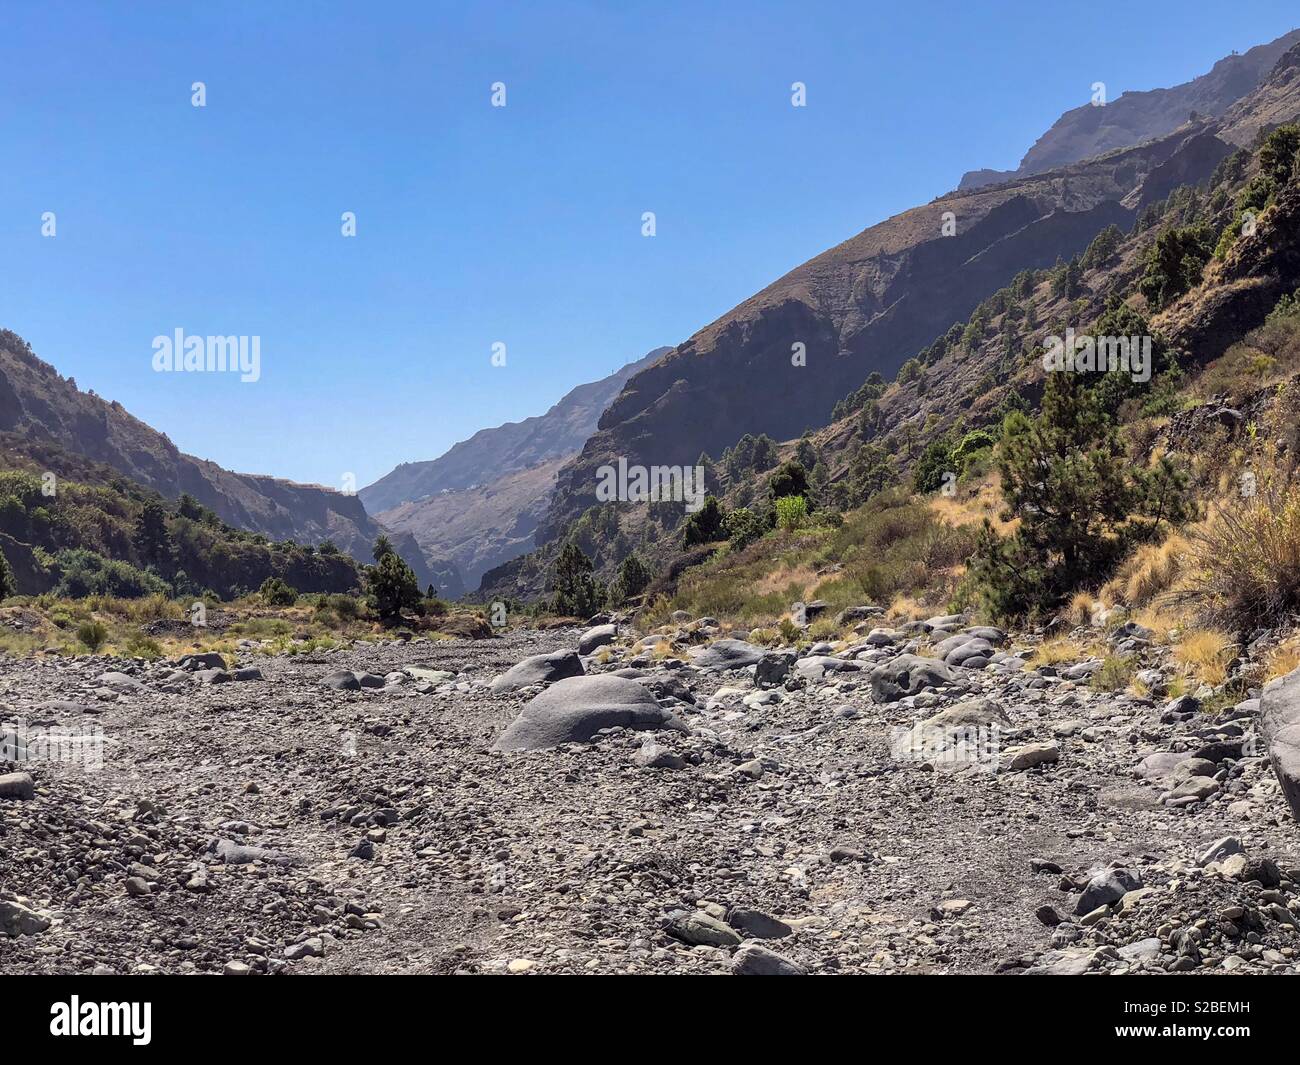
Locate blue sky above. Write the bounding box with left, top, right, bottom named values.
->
left=1, top=0, right=1295, bottom=491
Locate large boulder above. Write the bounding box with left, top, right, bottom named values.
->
left=489, top=650, right=585, bottom=693
left=869, top=654, right=956, bottom=702
left=495, top=675, right=688, bottom=752
left=891, top=698, right=1008, bottom=768
left=1260, top=666, right=1300, bottom=822
left=731, top=943, right=806, bottom=975
left=689, top=639, right=765, bottom=673
left=755, top=650, right=797, bottom=689
left=1076, top=867, right=1142, bottom=916
left=794, top=655, right=863, bottom=681
left=578, top=624, right=618, bottom=655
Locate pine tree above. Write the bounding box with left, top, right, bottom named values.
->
left=366, top=550, right=420, bottom=622
left=612, top=553, right=651, bottom=603
left=550, top=542, right=603, bottom=617
left=133, top=498, right=174, bottom=571
left=969, top=371, right=1188, bottom=619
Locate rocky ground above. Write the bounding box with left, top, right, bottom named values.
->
left=2, top=608, right=1299, bottom=976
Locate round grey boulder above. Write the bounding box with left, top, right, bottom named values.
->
left=489, top=650, right=585, bottom=693
left=578, top=624, right=617, bottom=655
left=689, top=639, right=765, bottom=673
left=495, top=675, right=688, bottom=752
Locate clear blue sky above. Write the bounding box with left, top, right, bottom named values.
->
left=1, top=0, right=1295, bottom=491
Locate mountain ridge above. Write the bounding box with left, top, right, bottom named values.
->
left=0, top=330, right=445, bottom=593
left=959, top=28, right=1300, bottom=190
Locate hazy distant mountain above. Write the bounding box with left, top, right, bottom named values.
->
left=362, top=347, right=669, bottom=590
left=959, top=28, right=1300, bottom=190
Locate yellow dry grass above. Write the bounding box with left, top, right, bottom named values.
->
left=1264, top=639, right=1300, bottom=683
left=1172, top=629, right=1235, bottom=687
left=754, top=563, right=819, bottom=598
left=1101, top=534, right=1188, bottom=608
left=927, top=471, right=1017, bottom=536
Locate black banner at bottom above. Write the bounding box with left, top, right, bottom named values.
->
left=0, top=974, right=1290, bottom=1049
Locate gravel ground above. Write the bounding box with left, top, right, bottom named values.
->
left=1, top=616, right=1298, bottom=976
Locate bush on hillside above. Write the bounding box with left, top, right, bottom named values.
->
left=774, top=495, right=809, bottom=531
left=53, top=548, right=171, bottom=599
left=682, top=496, right=726, bottom=547
left=259, top=576, right=298, bottom=606
left=1178, top=480, right=1300, bottom=632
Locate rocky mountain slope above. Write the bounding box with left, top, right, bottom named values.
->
left=0, top=331, right=443, bottom=593
left=960, top=28, right=1300, bottom=191
left=475, top=37, right=1300, bottom=611
left=537, top=134, right=1218, bottom=546
left=363, top=348, right=668, bottom=591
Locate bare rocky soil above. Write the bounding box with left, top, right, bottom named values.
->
left=1, top=613, right=1299, bottom=976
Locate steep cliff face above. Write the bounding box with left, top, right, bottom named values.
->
left=539, top=127, right=1224, bottom=544
left=959, top=28, right=1300, bottom=190
left=0, top=330, right=443, bottom=592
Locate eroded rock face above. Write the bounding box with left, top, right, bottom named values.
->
left=1261, top=666, right=1300, bottom=823
left=494, top=675, right=688, bottom=752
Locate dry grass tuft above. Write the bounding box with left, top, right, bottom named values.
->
left=1172, top=629, right=1235, bottom=687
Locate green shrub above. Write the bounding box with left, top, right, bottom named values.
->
left=1091, top=655, right=1137, bottom=692
left=329, top=593, right=361, bottom=619
left=259, top=576, right=297, bottom=606
left=725, top=507, right=767, bottom=550
left=53, top=549, right=170, bottom=599
left=0, top=545, right=13, bottom=601
left=76, top=620, right=108, bottom=652
left=682, top=497, right=726, bottom=547
left=123, top=630, right=163, bottom=659
left=775, top=495, right=809, bottom=531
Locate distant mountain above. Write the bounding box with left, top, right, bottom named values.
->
left=0, top=330, right=444, bottom=593
left=362, top=347, right=669, bottom=590
left=959, top=28, right=1300, bottom=190
left=360, top=348, right=668, bottom=513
